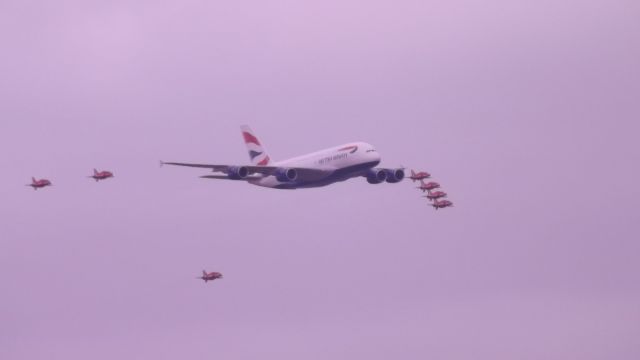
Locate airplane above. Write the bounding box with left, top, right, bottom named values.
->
left=89, top=169, right=114, bottom=181
left=161, top=125, right=406, bottom=189
left=429, top=199, right=453, bottom=210
left=198, top=270, right=223, bottom=283
left=417, top=180, right=440, bottom=192
left=408, top=170, right=431, bottom=182
left=26, top=177, right=52, bottom=190
left=423, top=190, right=448, bottom=201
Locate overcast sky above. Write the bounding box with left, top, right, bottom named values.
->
left=1, top=1, right=639, bottom=359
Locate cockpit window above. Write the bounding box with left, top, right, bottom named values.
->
left=366, top=149, right=377, bottom=153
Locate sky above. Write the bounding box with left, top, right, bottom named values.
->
left=1, top=0, right=639, bottom=359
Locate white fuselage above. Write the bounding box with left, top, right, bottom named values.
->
left=249, top=142, right=381, bottom=189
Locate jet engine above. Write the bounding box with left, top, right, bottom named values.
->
left=366, top=168, right=387, bottom=184
left=227, top=166, right=249, bottom=180
left=384, top=168, right=405, bottom=183
left=275, top=168, right=298, bottom=182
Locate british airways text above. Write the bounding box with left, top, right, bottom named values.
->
left=318, top=153, right=348, bottom=165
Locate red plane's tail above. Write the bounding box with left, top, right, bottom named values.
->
left=32, top=177, right=36, bottom=184
left=93, top=168, right=98, bottom=175
left=411, top=170, right=416, bottom=182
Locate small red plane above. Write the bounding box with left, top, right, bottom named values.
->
left=423, top=190, right=448, bottom=201
left=417, top=180, right=440, bottom=192
left=430, top=199, right=453, bottom=210
left=89, top=169, right=114, bottom=181
left=408, top=170, right=431, bottom=182
left=26, top=177, right=52, bottom=190
left=198, top=270, right=223, bottom=283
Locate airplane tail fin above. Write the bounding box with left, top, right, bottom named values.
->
left=202, top=270, right=207, bottom=276
left=93, top=168, right=98, bottom=175
left=240, top=125, right=271, bottom=166
left=32, top=177, right=36, bottom=184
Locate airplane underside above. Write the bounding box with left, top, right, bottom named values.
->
left=252, top=160, right=383, bottom=189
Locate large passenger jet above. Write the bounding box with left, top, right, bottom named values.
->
left=161, top=125, right=405, bottom=189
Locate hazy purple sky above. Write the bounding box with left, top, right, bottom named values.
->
left=1, top=1, right=639, bottom=359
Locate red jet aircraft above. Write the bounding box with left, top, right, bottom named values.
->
left=198, top=270, right=223, bottom=283
left=408, top=170, right=431, bottom=182
left=423, top=190, right=448, bottom=201
left=89, top=169, right=114, bottom=181
left=430, top=199, right=453, bottom=210
left=27, top=177, right=52, bottom=190
left=417, top=180, right=440, bottom=192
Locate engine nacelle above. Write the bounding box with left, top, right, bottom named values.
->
left=366, top=168, right=387, bottom=184
left=227, top=166, right=249, bottom=180
left=384, top=168, right=405, bottom=183
left=275, top=168, right=298, bottom=182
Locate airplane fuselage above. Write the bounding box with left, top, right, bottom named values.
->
left=201, top=272, right=223, bottom=282
left=248, top=142, right=381, bottom=189
left=92, top=173, right=113, bottom=180
left=28, top=179, right=51, bottom=189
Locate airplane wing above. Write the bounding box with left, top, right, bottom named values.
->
left=161, top=161, right=229, bottom=172
left=161, top=161, right=329, bottom=181
left=200, top=175, right=261, bottom=181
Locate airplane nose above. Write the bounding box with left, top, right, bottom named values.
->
left=369, top=150, right=381, bottom=162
